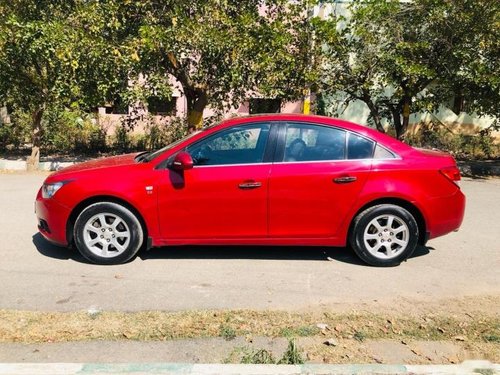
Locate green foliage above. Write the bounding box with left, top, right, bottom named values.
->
left=318, top=0, right=500, bottom=138
left=0, top=111, right=31, bottom=151
left=42, top=110, right=107, bottom=154
left=405, top=122, right=500, bottom=160
left=233, top=339, right=304, bottom=365
left=473, top=369, right=494, bottom=375
left=113, top=113, right=188, bottom=154
left=219, top=325, right=237, bottom=341
left=280, top=325, right=319, bottom=338
left=0, top=0, right=133, bottom=165
left=277, top=339, right=305, bottom=365
left=128, top=0, right=318, bottom=126
left=483, top=334, right=500, bottom=343
left=141, top=116, right=188, bottom=151
left=240, top=348, right=276, bottom=364
left=353, top=330, right=366, bottom=342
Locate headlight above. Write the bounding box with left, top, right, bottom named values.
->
left=41, top=182, right=65, bottom=199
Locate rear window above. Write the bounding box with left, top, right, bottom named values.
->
left=347, top=133, right=375, bottom=159
left=374, top=144, right=396, bottom=159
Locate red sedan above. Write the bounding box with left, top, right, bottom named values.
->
left=35, top=114, right=465, bottom=266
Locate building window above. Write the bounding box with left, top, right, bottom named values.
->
left=249, top=98, right=282, bottom=114
left=147, top=96, right=177, bottom=116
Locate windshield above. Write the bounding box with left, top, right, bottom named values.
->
left=141, top=130, right=202, bottom=162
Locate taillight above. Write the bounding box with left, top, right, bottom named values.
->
left=440, top=166, right=461, bottom=186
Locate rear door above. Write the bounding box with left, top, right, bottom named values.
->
left=269, top=122, right=373, bottom=238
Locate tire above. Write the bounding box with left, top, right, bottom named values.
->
left=73, top=202, right=144, bottom=265
left=349, top=204, right=419, bottom=267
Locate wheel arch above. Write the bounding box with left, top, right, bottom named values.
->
left=66, top=195, right=149, bottom=246
left=347, top=198, right=427, bottom=245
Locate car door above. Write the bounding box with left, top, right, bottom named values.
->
left=157, top=123, right=274, bottom=239
left=269, top=122, right=373, bottom=238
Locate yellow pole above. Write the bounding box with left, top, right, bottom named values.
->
left=303, top=88, right=311, bottom=115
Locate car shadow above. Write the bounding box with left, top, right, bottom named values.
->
left=33, top=232, right=432, bottom=266
left=32, top=233, right=90, bottom=264
left=139, top=243, right=432, bottom=266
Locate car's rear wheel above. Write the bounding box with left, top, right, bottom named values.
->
left=350, top=204, right=419, bottom=267
left=74, top=202, right=143, bottom=265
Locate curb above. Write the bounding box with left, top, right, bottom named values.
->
left=0, top=159, right=76, bottom=172
left=0, top=361, right=498, bottom=375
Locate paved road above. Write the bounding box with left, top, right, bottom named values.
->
left=0, top=173, right=498, bottom=312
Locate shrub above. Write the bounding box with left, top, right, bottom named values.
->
left=405, top=121, right=500, bottom=160
left=0, top=109, right=31, bottom=152
left=277, top=339, right=305, bottom=365
left=42, top=110, right=108, bottom=155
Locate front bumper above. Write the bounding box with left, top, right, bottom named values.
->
left=35, top=188, right=71, bottom=246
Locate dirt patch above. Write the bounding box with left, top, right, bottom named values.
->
left=0, top=295, right=498, bottom=364
left=0, top=298, right=497, bottom=340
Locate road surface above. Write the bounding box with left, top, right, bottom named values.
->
left=0, top=172, right=498, bottom=312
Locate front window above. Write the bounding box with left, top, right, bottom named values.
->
left=186, top=124, right=270, bottom=166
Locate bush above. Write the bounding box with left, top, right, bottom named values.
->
left=405, top=121, right=500, bottom=160
left=142, top=116, right=188, bottom=151
left=42, top=110, right=108, bottom=155
left=112, top=115, right=188, bottom=154
left=2, top=106, right=190, bottom=156
left=0, top=109, right=31, bottom=152
left=277, top=339, right=305, bottom=365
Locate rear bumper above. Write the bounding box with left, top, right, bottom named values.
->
left=35, top=188, right=71, bottom=246
left=426, top=188, right=466, bottom=240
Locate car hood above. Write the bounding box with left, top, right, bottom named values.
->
left=48, top=153, right=141, bottom=179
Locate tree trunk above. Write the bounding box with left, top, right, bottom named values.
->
left=26, top=108, right=44, bottom=171
left=365, top=99, right=385, bottom=133
left=185, top=91, right=208, bottom=132
left=359, top=91, right=384, bottom=133
left=401, top=96, right=411, bottom=140
left=391, top=106, right=403, bottom=140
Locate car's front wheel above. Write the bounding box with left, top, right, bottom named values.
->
left=74, top=202, right=144, bottom=265
left=350, top=204, right=419, bottom=267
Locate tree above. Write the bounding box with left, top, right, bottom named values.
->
left=130, top=0, right=317, bottom=130
left=0, top=0, right=129, bottom=169
left=317, top=0, right=499, bottom=139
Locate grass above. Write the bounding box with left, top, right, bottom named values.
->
left=0, top=309, right=498, bottom=346
left=240, top=348, right=276, bottom=364
left=227, top=339, right=304, bottom=365
left=277, top=339, right=305, bottom=364
left=219, top=325, right=236, bottom=341
left=280, top=325, right=319, bottom=338
left=474, top=369, right=495, bottom=375
left=483, top=334, right=500, bottom=343
left=353, top=330, right=366, bottom=342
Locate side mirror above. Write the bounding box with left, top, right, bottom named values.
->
left=171, top=151, right=194, bottom=171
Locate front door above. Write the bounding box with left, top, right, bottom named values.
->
left=158, top=123, right=272, bottom=239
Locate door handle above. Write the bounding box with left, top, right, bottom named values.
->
left=333, top=176, right=357, bottom=184
left=238, top=181, right=262, bottom=189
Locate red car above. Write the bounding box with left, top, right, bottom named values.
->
left=35, top=114, right=465, bottom=266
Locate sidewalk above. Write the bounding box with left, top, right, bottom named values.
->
left=0, top=361, right=498, bottom=375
